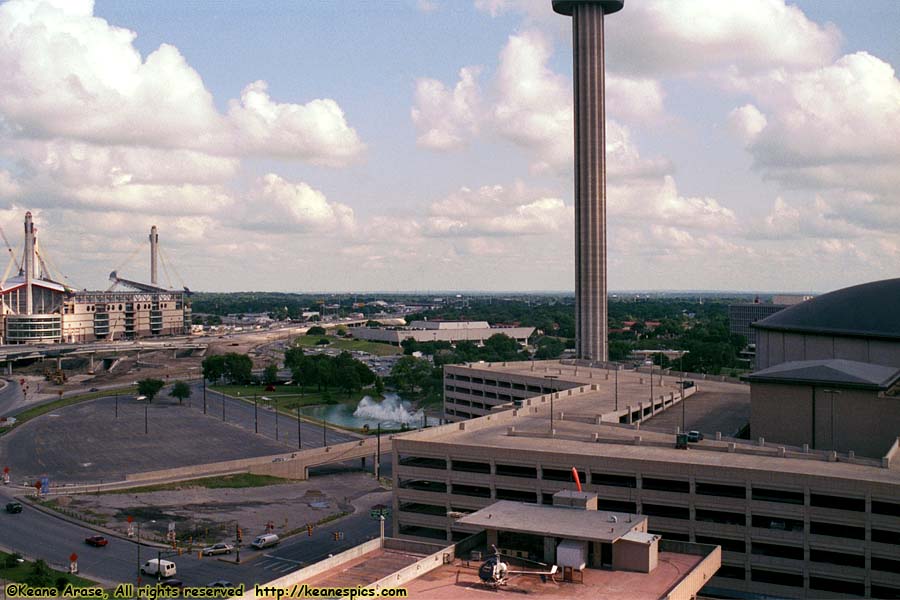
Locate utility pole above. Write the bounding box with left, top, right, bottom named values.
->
left=203, top=377, right=207, bottom=414
left=115, top=391, right=118, bottom=419
left=144, top=404, right=148, bottom=435
left=254, top=394, right=258, bottom=434
left=296, top=407, right=302, bottom=449
left=222, top=392, right=225, bottom=422
left=275, top=398, right=279, bottom=441
left=136, top=521, right=141, bottom=586
left=322, top=417, right=327, bottom=447
left=375, top=423, right=382, bottom=480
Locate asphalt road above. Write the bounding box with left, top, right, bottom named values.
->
left=0, top=485, right=389, bottom=589
left=0, top=386, right=390, bottom=588
left=0, top=378, right=26, bottom=416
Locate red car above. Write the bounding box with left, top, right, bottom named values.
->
left=85, top=535, right=108, bottom=547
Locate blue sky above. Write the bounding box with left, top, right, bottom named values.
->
left=0, top=0, right=898, bottom=293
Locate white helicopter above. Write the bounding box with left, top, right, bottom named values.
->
left=477, top=545, right=559, bottom=589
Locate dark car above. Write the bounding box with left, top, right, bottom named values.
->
left=687, top=430, right=704, bottom=443
left=206, top=581, right=237, bottom=597
left=5, top=502, right=23, bottom=513
left=85, top=535, right=108, bottom=547
left=159, top=579, right=184, bottom=588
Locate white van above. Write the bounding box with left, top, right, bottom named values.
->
left=251, top=534, right=279, bottom=549
left=141, top=559, right=177, bottom=578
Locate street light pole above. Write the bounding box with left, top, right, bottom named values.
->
left=375, top=422, right=382, bottom=480
left=203, top=377, right=207, bottom=415
left=275, top=398, right=279, bottom=441
left=115, top=391, right=118, bottom=419
left=322, top=417, right=327, bottom=447
left=136, top=521, right=142, bottom=586
left=144, top=404, right=148, bottom=435
left=222, top=392, right=225, bottom=422
left=254, top=394, right=258, bottom=434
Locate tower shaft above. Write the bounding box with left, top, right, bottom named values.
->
left=24, top=212, right=34, bottom=315
left=149, top=225, right=158, bottom=286
left=572, top=4, right=608, bottom=362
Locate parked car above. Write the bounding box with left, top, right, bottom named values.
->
left=159, top=579, right=184, bottom=588
left=201, top=543, right=233, bottom=556
left=206, top=581, right=235, bottom=588
left=5, top=502, right=22, bottom=513
left=687, top=430, right=704, bottom=443
left=84, top=535, right=108, bottom=547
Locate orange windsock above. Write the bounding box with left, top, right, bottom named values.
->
left=572, top=467, right=582, bottom=492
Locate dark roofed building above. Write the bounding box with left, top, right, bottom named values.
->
left=749, top=359, right=900, bottom=457
left=748, top=278, right=900, bottom=457
left=752, top=278, right=900, bottom=370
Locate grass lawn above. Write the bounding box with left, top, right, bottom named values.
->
left=1, top=386, right=137, bottom=437
left=98, top=473, right=294, bottom=494
left=293, top=335, right=400, bottom=356
left=210, top=384, right=369, bottom=410
left=0, top=551, right=97, bottom=587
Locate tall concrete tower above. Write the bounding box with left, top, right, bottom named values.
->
left=553, top=0, right=623, bottom=363
left=149, top=225, right=159, bottom=285
left=24, top=211, right=34, bottom=315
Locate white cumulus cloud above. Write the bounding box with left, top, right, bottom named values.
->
left=411, top=67, right=482, bottom=150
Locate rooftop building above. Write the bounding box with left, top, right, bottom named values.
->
left=753, top=278, right=900, bottom=370
left=241, top=498, right=720, bottom=600
left=353, top=320, right=534, bottom=347
left=393, top=374, right=900, bottom=599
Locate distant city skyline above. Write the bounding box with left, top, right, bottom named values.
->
left=0, top=0, right=898, bottom=293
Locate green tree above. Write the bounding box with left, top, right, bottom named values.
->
left=651, top=352, right=671, bottom=368
left=284, top=346, right=305, bottom=372
left=534, top=336, right=565, bottom=360
left=390, top=356, right=433, bottom=395
left=170, top=380, right=191, bottom=405
left=263, top=364, right=279, bottom=385
left=374, top=376, right=385, bottom=395
left=307, top=325, right=326, bottom=336
left=202, top=355, right=227, bottom=383
left=401, top=338, right=419, bottom=355
left=25, top=560, right=53, bottom=587
left=138, top=378, right=165, bottom=402
left=223, top=353, right=253, bottom=384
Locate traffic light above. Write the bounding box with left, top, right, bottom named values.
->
left=236, top=526, right=242, bottom=543
left=307, top=524, right=313, bottom=537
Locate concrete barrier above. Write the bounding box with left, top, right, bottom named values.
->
left=241, top=538, right=382, bottom=599
left=659, top=541, right=721, bottom=600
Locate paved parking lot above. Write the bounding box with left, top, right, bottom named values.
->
left=1, top=395, right=295, bottom=483
left=641, top=385, right=750, bottom=437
